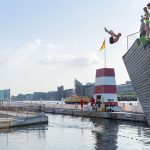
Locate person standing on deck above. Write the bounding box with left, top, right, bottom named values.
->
left=140, top=19, right=147, bottom=38
left=80, top=97, right=84, bottom=111
left=90, top=97, right=95, bottom=111
left=141, top=7, right=150, bottom=38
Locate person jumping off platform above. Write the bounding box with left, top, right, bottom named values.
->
left=104, top=27, right=121, bottom=44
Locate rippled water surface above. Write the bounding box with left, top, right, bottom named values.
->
left=0, top=114, right=150, bottom=150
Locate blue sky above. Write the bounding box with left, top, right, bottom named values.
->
left=0, top=0, right=148, bottom=95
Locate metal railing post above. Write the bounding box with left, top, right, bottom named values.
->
left=127, top=36, right=129, bottom=51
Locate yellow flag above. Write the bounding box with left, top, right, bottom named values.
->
left=100, top=40, right=106, bottom=51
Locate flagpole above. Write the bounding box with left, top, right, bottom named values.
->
left=100, top=39, right=106, bottom=68
left=104, top=38, right=106, bottom=68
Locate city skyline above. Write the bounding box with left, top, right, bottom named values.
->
left=0, top=0, right=146, bottom=95
left=6, top=79, right=131, bottom=97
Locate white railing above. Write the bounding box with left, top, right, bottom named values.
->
left=127, top=30, right=150, bottom=50
left=127, top=31, right=140, bottom=50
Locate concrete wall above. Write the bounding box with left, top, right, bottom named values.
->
left=118, top=102, right=143, bottom=113
left=0, top=115, right=48, bottom=129
left=0, top=120, right=11, bottom=128
left=12, top=115, right=48, bottom=127
left=123, top=39, right=150, bottom=126
left=46, top=108, right=146, bottom=123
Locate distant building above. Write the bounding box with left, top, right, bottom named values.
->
left=64, top=89, right=73, bottom=98
left=47, top=91, right=58, bottom=100
left=10, top=80, right=94, bottom=101
left=11, top=94, right=31, bottom=101
left=57, top=86, right=64, bottom=100
left=25, top=94, right=34, bottom=100
left=0, top=89, right=10, bottom=101
left=33, top=92, right=48, bottom=100
left=83, top=83, right=94, bottom=97
left=11, top=95, right=17, bottom=101
left=17, top=94, right=26, bottom=101
left=117, top=81, right=137, bottom=101
left=74, top=79, right=84, bottom=96
left=117, top=81, right=135, bottom=94
left=74, top=79, right=94, bottom=97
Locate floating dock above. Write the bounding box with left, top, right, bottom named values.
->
left=0, top=111, right=48, bottom=129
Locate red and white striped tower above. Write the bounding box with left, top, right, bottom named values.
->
left=94, top=68, right=118, bottom=106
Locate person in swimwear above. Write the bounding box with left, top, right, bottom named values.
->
left=140, top=19, right=147, bottom=38
left=104, top=27, right=121, bottom=44
left=141, top=7, right=150, bottom=38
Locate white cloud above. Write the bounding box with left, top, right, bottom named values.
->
left=0, top=39, right=58, bottom=67
left=37, top=52, right=102, bottom=67
left=0, top=39, right=102, bottom=68
left=46, top=43, right=58, bottom=49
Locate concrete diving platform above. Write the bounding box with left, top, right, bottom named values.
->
left=0, top=111, right=48, bottom=129
left=123, top=39, right=150, bottom=126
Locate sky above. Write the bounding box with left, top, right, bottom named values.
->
left=0, top=0, right=148, bottom=95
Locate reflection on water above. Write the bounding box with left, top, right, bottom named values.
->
left=92, top=119, right=118, bottom=150
left=0, top=114, right=150, bottom=150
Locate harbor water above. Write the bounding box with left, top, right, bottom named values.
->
left=0, top=113, right=150, bottom=150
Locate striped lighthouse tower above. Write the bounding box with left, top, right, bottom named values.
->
left=94, top=68, right=118, bottom=106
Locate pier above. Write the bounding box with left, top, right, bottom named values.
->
left=45, top=107, right=146, bottom=123
left=0, top=101, right=146, bottom=124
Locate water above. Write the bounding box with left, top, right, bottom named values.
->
left=0, top=114, right=150, bottom=150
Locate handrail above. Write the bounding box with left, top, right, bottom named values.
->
left=127, top=31, right=140, bottom=50
left=126, top=30, right=150, bottom=50
left=127, top=31, right=140, bottom=38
